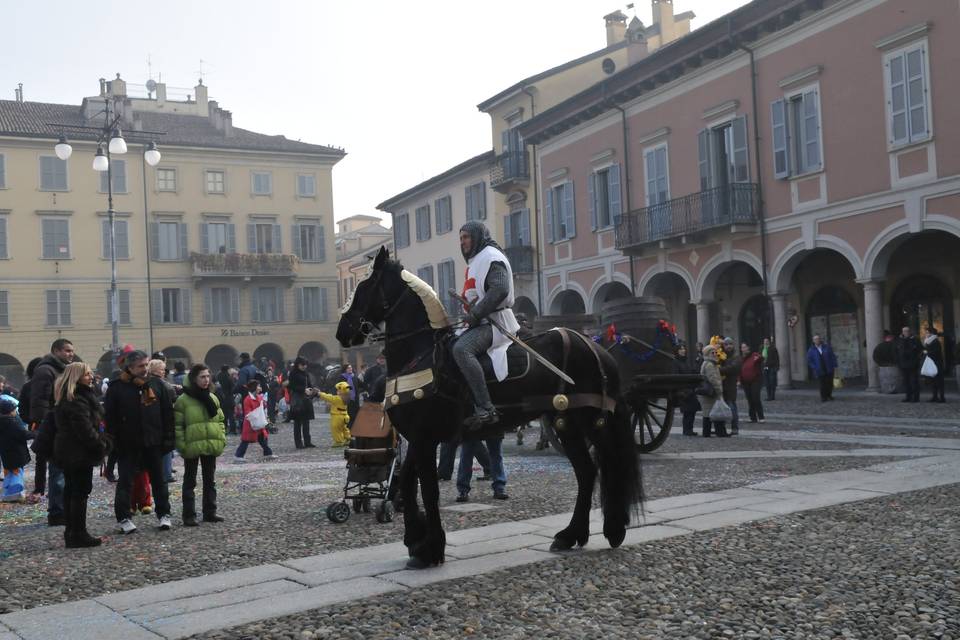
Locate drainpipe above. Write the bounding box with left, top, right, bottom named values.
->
left=521, top=85, right=544, bottom=317
left=610, top=103, right=636, bottom=295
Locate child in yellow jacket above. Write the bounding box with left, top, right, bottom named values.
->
left=318, top=381, right=352, bottom=447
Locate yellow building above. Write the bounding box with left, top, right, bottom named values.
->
left=0, top=76, right=344, bottom=385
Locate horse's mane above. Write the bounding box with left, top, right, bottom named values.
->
left=385, top=259, right=450, bottom=329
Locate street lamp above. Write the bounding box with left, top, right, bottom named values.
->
left=50, top=98, right=162, bottom=361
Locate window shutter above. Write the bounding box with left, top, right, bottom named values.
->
left=545, top=187, right=555, bottom=243
left=698, top=128, right=714, bottom=189
left=60, top=290, right=71, bottom=325
left=731, top=116, right=749, bottom=183
left=119, top=289, right=131, bottom=324
left=276, top=289, right=285, bottom=322
left=316, top=225, right=325, bottom=263
left=180, top=289, right=192, bottom=324
left=200, top=223, right=209, bottom=254
left=151, top=289, right=162, bottom=324
left=291, top=224, right=301, bottom=258
left=888, top=52, right=907, bottom=145
left=228, top=288, right=239, bottom=322
left=251, top=288, right=260, bottom=322
left=272, top=224, right=282, bottom=253
left=295, top=288, right=304, bottom=321
left=101, top=220, right=110, bottom=259
left=563, top=182, right=575, bottom=239
left=0, top=217, right=7, bottom=259
left=0, top=154, right=5, bottom=189
left=771, top=100, right=789, bottom=179
left=246, top=223, right=257, bottom=253
left=115, top=160, right=126, bottom=192
left=608, top=164, right=622, bottom=227
left=42, top=219, right=55, bottom=258
left=320, top=287, right=328, bottom=321
left=802, top=90, right=821, bottom=171
left=46, top=290, right=57, bottom=325
left=503, top=215, right=513, bottom=248
left=519, top=208, right=531, bottom=246
left=225, top=223, right=236, bottom=253
left=150, top=222, right=160, bottom=260
left=203, top=288, right=213, bottom=323
left=117, top=221, right=129, bottom=259
left=477, top=182, right=486, bottom=220
left=465, top=186, right=474, bottom=222
left=178, top=223, right=188, bottom=260
left=100, top=171, right=109, bottom=193
left=588, top=172, right=597, bottom=231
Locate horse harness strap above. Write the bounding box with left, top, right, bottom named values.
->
left=551, top=327, right=614, bottom=415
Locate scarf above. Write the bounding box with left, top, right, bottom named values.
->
left=183, top=383, right=219, bottom=418
left=924, top=334, right=938, bottom=346
left=119, top=371, right=158, bottom=406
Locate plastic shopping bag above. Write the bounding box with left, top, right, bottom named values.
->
left=708, top=400, right=732, bottom=422
left=920, top=356, right=938, bottom=378
left=248, top=403, right=268, bottom=430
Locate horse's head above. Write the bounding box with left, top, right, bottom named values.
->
left=336, top=245, right=395, bottom=348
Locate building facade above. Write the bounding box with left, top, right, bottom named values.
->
left=0, top=76, right=344, bottom=385
left=519, top=0, right=960, bottom=389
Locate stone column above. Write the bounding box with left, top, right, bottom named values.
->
left=861, top=280, right=884, bottom=392
left=770, top=293, right=792, bottom=389
left=695, top=301, right=711, bottom=346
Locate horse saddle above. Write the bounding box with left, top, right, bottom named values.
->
left=478, top=343, right=531, bottom=383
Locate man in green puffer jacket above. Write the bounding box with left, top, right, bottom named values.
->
left=174, top=364, right=227, bottom=527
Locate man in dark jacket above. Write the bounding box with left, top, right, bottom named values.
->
left=235, top=353, right=260, bottom=394
left=104, top=350, right=175, bottom=533
left=215, top=365, right=237, bottom=434
left=718, top=337, right=742, bottom=435
left=806, top=334, right=838, bottom=402
left=29, top=338, right=75, bottom=525
left=895, top=326, right=924, bottom=403
left=761, top=337, right=780, bottom=401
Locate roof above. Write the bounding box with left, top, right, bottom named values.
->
left=518, top=0, right=826, bottom=146
left=0, top=99, right=346, bottom=158
left=376, top=150, right=494, bottom=212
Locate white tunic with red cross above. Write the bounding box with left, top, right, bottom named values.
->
left=456, top=244, right=520, bottom=382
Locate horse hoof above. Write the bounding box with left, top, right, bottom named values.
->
left=605, top=527, right=626, bottom=549
left=406, top=556, right=441, bottom=570
left=550, top=538, right=576, bottom=552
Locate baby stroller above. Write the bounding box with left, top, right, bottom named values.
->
left=326, top=403, right=400, bottom=524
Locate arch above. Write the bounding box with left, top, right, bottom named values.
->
left=806, top=285, right=863, bottom=379
left=694, top=251, right=764, bottom=301
left=865, top=224, right=960, bottom=281
left=513, top=296, right=538, bottom=319
left=549, top=290, right=586, bottom=315
left=591, top=281, right=632, bottom=314
left=890, top=274, right=954, bottom=337
left=738, top=295, right=771, bottom=351
left=638, top=263, right=696, bottom=300
left=297, top=341, right=328, bottom=363
left=253, top=343, right=285, bottom=370
left=770, top=237, right=864, bottom=293
left=546, top=281, right=589, bottom=315
left=0, top=353, right=25, bottom=389
left=644, top=271, right=696, bottom=347
left=160, top=345, right=192, bottom=371
left=204, top=344, right=239, bottom=371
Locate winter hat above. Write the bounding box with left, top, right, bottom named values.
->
left=294, top=356, right=309, bottom=367
left=0, top=397, right=17, bottom=415
left=245, top=379, right=260, bottom=392
left=335, top=381, right=352, bottom=393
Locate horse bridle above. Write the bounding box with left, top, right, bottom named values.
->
left=345, top=270, right=429, bottom=344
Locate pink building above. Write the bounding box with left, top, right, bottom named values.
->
left=519, top=0, right=960, bottom=390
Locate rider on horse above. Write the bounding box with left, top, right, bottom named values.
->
left=452, top=221, right=521, bottom=430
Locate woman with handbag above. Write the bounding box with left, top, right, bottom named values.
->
left=53, top=363, right=112, bottom=548
left=233, top=380, right=276, bottom=463
left=287, top=356, right=316, bottom=449
left=698, top=345, right=729, bottom=438
left=174, top=364, right=227, bottom=526
left=676, top=345, right=700, bottom=436
left=923, top=326, right=946, bottom=403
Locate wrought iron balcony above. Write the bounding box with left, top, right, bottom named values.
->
left=616, top=183, right=760, bottom=252
left=505, top=245, right=535, bottom=275
left=190, top=252, right=299, bottom=281
left=490, top=151, right=530, bottom=191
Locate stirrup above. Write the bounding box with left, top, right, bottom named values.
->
left=463, top=408, right=499, bottom=431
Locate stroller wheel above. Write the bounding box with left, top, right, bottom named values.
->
left=326, top=501, right=351, bottom=524
left=376, top=500, right=394, bottom=524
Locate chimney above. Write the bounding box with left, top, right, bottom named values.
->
left=651, top=0, right=673, bottom=26
left=626, top=16, right=649, bottom=63
left=604, top=10, right=628, bottom=46
left=208, top=100, right=222, bottom=130
left=155, top=81, right=166, bottom=107
left=99, top=77, right=107, bottom=96
left=108, top=73, right=127, bottom=97
left=194, top=79, right=208, bottom=112
left=121, top=97, right=134, bottom=127
left=221, top=109, right=233, bottom=137
left=14, top=83, right=23, bottom=102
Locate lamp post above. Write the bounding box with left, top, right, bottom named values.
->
left=50, top=98, right=163, bottom=360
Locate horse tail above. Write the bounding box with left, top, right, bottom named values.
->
left=595, top=396, right=644, bottom=547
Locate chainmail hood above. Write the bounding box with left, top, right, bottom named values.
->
left=460, top=221, right=502, bottom=262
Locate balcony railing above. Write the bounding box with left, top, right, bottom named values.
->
left=190, top=252, right=299, bottom=279
left=505, top=245, right=535, bottom=275
left=616, top=183, right=760, bottom=251
left=490, top=151, right=530, bottom=190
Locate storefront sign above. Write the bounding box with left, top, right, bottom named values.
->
left=220, top=328, right=271, bottom=337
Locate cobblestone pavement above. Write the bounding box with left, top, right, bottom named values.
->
left=0, top=390, right=956, bottom=638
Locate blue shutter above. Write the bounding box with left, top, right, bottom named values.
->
left=117, top=220, right=129, bottom=259
left=503, top=215, right=513, bottom=248
left=149, top=222, right=160, bottom=260
left=519, top=208, right=531, bottom=245
left=465, top=186, right=473, bottom=222
left=317, top=225, right=326, bottom=262
left=179, top=223, right=188, bottom=260
left=545, top=187, right=555, bottom=243
left=771, top=99, right=789, bottom=179
left=802, top=90, right=821, bottom=171
left=101, top=220, right=110, bottom=259
left=588, top=172, right=597, bottom=231
left=477, top=182, right=486, bottom=220
left=200, top=223, right=209, bottom=254
left=226, top=223, right=237, bottom=253
left=276, top=289, right=285, bottom=322
left=291, top=224, right=301, bottom=258
left=320, top=287, right=328, bottom=321
left=272, top=224, right=282, bottom=254
left=888, top=52, right=908, bottom=145
left=247, top=223, right=257, bottom=253
left=250, top=288, right=260, bottom=322
left=295, top=287, right=305, bottom=321
left=151, top=289, right=162, bottom=324
left=608, top=164, right=622, bottom=227
left=203, top=288, right=213, bottom=323
left=180, top=289, right=192, bottom=324
left=731, top=117, right=749, bottom=183
left=563, top=182, right=575, bottom=239
left=230, top=287, right=241, bottom=323
left=0, top=217, right=7, bottom=259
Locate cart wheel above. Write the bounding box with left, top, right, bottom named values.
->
left=326, top=501, right=351, bottom=524
left=361, top=498, right=371, bottom=513
left=376, top=500, right=394, bottom=523
left=540, top=416, right=565, bottom=456
left=632, top=397, right=675, bottom=453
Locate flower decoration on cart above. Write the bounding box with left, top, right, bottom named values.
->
left=592, top=320, right=680, bottom=364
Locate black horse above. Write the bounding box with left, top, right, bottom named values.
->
left=336, top=246, right=642, bottom=568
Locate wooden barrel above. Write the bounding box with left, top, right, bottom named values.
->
left=599, top=296, right=677, bottom=382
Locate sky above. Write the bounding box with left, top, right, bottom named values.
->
left=4, top=0, right=749, bottom=225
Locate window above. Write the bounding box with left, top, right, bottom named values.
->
left=771, top=90, right=821, bottom=178
left=0, top=216, right=7, bottom=259
left=0, top=290, right=8, bottom=326
left=252, top=287, right=284, bottom=323
left=247, top=222, right=281, bottom=254
left=589, top=164, right=623, bottom=230
left=40, top=156, right=68, bottom=191
left=45, top=289, right=71, bottom=326
left=41, top=218, right=70, bottom=259
left=206, top=170, right=225, bottom=194
left=105, top=289, right=131, bottom=325
left=203, top=287, right=240, bottom=323
left=504, top=209, right=530, bottom=248
left=699, top=116, right=750, bottom=190
left=152, top=288, right=191, bottom=324
left=435, top=196, right=452, bottom=235
left=465, top=182, right=486, bottom=221
left=292, top=223, right=325, bottom=262
left=0, top=153, right=6, bottom=188
left=417, top=265, right=435, bottom=288
left=886, top=41, right=930, bottom=146
left=251, top=171, right=272, bottom=195
left=99, top=159, right=127, bottom=193
left=201, top=221, right=235, bottom=254
left=437, top=260, right=457, bottom=315
left=101, top=219, right=130, bottom=259
left=395, top=212, right=410, bottom=249
left=415, top=205, right=431, bottom=242
left=644, top=148, right=670, bottom=207
left=296, top=287, right=327, bottom=321
left=297, top=174, right=316, bottom=197
left=342, top=276, right=355, bottom=306
left=157, top=168, right=177, bottom=191
left=152, top=221, right=187, bottom=261
left=546, top=182, right=575, bottom=242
